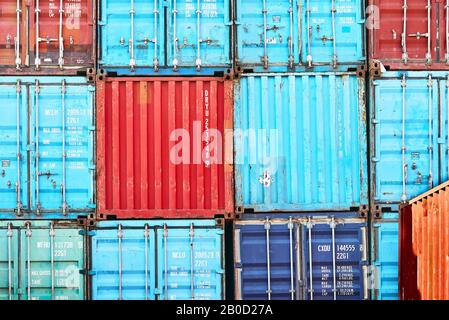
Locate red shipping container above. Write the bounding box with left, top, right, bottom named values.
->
left=399, top=181, right=449, bottom=300
left=96, top=77, right=234, bottom=219
left=369, top=0, right=449, bottom=70
left=0, top=0, right=95, bottom=75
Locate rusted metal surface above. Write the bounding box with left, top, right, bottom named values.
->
left=0, top=0, right=95, bottom=75
left=96, top=77, right=234, bottom=219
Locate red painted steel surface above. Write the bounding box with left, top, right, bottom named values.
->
left=96, top=77, right=234, bottom=219
left=400, top=181, right=449, bottom=300
left=0, top=0, right=95, bottom=74
left=369, top=0, right=449, bottom=70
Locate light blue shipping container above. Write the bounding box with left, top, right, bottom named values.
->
left=234, top=73, right=368, bottom=213
left=90, top=220, right=224, bottom=300
left=0, top=77, right=95, bottom=219
left=371, top=71, right=449, bottom=207
left=371, top=217, right=399, bottom=300
left=235, top=0, right=365, bottom=72
left=99, top=0, right=232, bottom=75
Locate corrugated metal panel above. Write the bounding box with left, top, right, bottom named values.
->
left=0, top=0, right=95, bottom=74
left=0, top=76, right=95, bottom=219
left=96, top=77, right=234, bottom=219
left=234, top=73, right=368, bottom=213
left=234, top=213, right=368, bottom=300
left=90, top=220, right=224, bottom=300
left=371, top=71, right=449, bottom=206
left=235, top=0, right=365, bottom=72
left=0, top=221, right=86, bottom=300
left=98, top=0, right=232, bottom=75
left=372, top=221, right=399, bottom=300
left=369, top=0, right=449, bottom=70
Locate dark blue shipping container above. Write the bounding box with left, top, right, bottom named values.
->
left=234, top=213, right=368, bottom=300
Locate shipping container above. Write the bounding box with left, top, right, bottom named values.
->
left=371, top=218, right=399, bottom=300
left=370, top=71, right=449, bottom=210
left=399, top=181, right=449, bottom=300
left=98, top=0, right=232, bottom=76
left=369, top=0, right=449, bottom=71
left=234, top=72, right=368, bottom=214
left=0, top=0, right=95, bottom=75
left=90, top=219, right=225, bottom=300
left=234, top=213, right=368, bottom=300
left=0, top=76, right=95, bottom=219
left=234, top=0, right=365, bottom=72
left=96, top=77, right=234, bottom=220
left=0, top=220, right=87, bottom=300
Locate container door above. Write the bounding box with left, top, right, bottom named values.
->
left=0, top=81, right=28, bottom=217
left=90, top=225, right=156, bottom=300
left=372, top=222, right=399, bottom=300
left=0, top=223, right=19, bottom=300
left=234, top=220, right=298, bottom=300
left=373, top=75, right=439, bottom=203
left=156, top=223, right=224, bottom=300
left=0, top=1, right=18, bottom=66
left=301, top=0, right=363, bottom=66
left=29, top=81, right=94, bottom=217
left=235, top=0, right=298, bottom=69
left=100, top=0, right=162, bottom=70
left=166, top=0, right=231, bottom=69
left=19, top=223, right=85, bottom=300
left=301, top=221, right=368, bottom=300
left=439, top=77, right=449, bottom=183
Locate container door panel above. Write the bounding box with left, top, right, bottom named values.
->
left=167, top=0, right=231, bottom=68
left=0, top=83, right=28, bottom=216
left=439, top=79, right=449, bottom=183
left=0, top=225, right=19, bottom=300
left=373, top=77, right=439, bottom=203
left=91, top=227, right=156, bottom=300
left=157, top=225, right=223, bottom=300
left=0, top=1, right=17, bottom=66
left=100, top=0, right=161, bottom=68
left=236, top=0, right=298, bottom=67
left=29, top=82, right=94, bottom=216
left=302, top=0, right=363, bottom=65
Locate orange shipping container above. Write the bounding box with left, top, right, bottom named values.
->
left=399, top=181, right=449, bottom=300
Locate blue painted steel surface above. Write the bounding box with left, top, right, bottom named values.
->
left=372, top=220, right=399, bottom=300
left=235, top=0, right=365, bottom=72
left=234, top=73, right=368, bottom=212
left=234, top=213, right=368, bottom=300
left=0, top=77, right=95, bottom=219
left=99, top=0, right=232, bottom=75
left=371, top=71, right=449, bottom=205
left=90, top=220, right=224, bottom=300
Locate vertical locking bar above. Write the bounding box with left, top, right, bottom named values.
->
left=401, top=75, right=407, bottom=202
left=264, top=218, right=272, bottom=300
left=16, top=81, right=22, bottom=216
left=262, top=0, right=268, bottom=69
left=189, top=223, right=195, bottom=300
left=330, top=217, right=337, bottom=300
left=25, top=5, right=30, bottom=66
left=58, top=0, right=64, bottom=69
left=428, top=75, right=433, bottom=187
left=288, top=0, right=294, bottom=69
left=50, top=222, right=55, bottom=300
left=61, top=80, right=67, bottom=216
left=402, top=0, right=408, bottom=63
left=331, top=0, right=337, bottom=68
left=297, top=1, right=302, bottom=64
left=35, top=0, right=41, bottom=69
left=288, top=217, right=295, bottom=300
left=35, top=80, right=41, bottom=214
left=144, top=224, right=149, bottom=300
left=153, top=0, right=159, bottom=71
left=173, top=0, right=179, bottom=70
left=307, top=218, right=313, bottom=300
left=426, top=0, right=431, bottom=64
left=196, top=0, right=202, bottom=70
left=117, top=224, right=123, bottom=300
left=7, top=223, right=13, bottom=300
left=15, top=0, right=21, bottom=69
left=26, top=222, right=32, bottom=300
left=163, top=224, right=168, bottom=300
left=306, top=0, right=312, bottom=67
left=129, top=0, right=136, bottom=69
